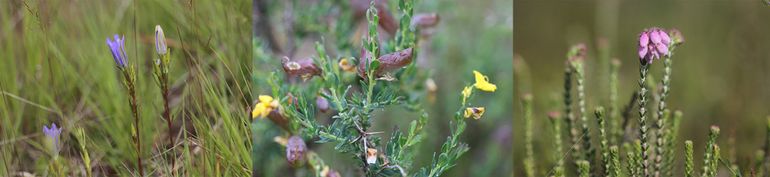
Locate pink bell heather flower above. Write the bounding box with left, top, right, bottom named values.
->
left=638, top=28, right=671, bottom=64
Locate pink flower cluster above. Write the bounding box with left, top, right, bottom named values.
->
left=638, top=28, right=671, bottom=64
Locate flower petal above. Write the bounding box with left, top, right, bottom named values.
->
left=639, top=31, right=649, bottom=46
left=638, top=46, right=648, bottom=59
left=650, top=29, right=661, bottom=44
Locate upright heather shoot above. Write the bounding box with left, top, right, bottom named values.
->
left=655, top=28, right=682, bottom=177
left=568, top=44, right=594, bottom=167
left=608, top=145, right=620, bottom=177
left=522, top=94, right=535, bottom=177
left=566, top=43, right=587, bottom=165
left=595, top=107, right=609, bottom=176
left=577, top=160, right=590, bottom=177
left=548, top=111, right=565, bottom=177
left=609, top=59, right=621, bottom=144
left=685, top=140, right=695, bottom=177
left=637, top=28, right=670, bottom=177
left=703, top=126, right=721, bottom=177
left=107, top=34, right=143, bottom=175
left=562, top=54, right=580, bottom=164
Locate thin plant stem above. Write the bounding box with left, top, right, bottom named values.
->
left=638, top=63, right=650, bottom=177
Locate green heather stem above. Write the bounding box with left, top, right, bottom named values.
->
left=609, top=59, right=621, bottom=144
left=664, top=110, right=682, bottom=177
left=596, top=107, right=608, bottom=176
left=638, top=63, right=650, bottom=177
left=654, top=55, right=672, bottom=177
left=523, top=94, right=535, bottom=177
left=574, top=62, right=594, bottom=167
left=685, top=140, right=695, bottom=177
left=577, top=160, right=590, bottom=177
left=609, top=146, right=620, bottom=177
left=703, top=126, right=721, bottom=177
left=563, top=65, right=581, bottom=164
left=549, top=112, right=565, bottom=177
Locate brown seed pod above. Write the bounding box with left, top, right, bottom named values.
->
left=286, top=136, right=307, bottom=166
left=411, top=13, right=440, bottom=29
left=282, top=57, right=322, bottom=80
left=357, top=48, right=414, bottom=79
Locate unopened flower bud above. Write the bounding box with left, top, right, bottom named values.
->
left=316, top=96, right=329, bottom=113
left=155, top=25, right=167, bottom=55
left=286, top=136, right=307, bottom=166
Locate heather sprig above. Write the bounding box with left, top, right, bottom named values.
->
left=595, top=107, right=609, bottom=176
left=636, top=28, right=659, bottom=177
left=654, top=27, right=682, bottom=177
left=577, top=160, right=590, bottom=177
left=703, top=126, right=721, bottom=177
left=570, top=50, right=594, bottom=167
left=608, top=145, right=620, bottom=177
left=609, top=59, right=621, bottom=144
left=685, top=140, right=695, bottom=177
left=522, top=93, right=535, bottom=177
left=548, top=111, right=565, bottom=177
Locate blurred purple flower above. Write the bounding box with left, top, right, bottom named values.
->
left=43, top=123, right=62, bottom=154
left=106, top=34, right=128, bottom=68
left=638, top=28, right=671, bottom=64
left=286, top=135, right=307, bottom=166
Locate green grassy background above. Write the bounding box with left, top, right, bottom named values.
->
left=1, top=0, right=251, bottom=176
left=1, top=0, right=512, bottom=176
left=515, top=0, right=770, bottom=176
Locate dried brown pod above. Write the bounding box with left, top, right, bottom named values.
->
left=282, top=57, right=322, bottom=80
left=357, top=48, right=414, bottom=79
left=411, top=13, right=440, bottom=29
left=286, top=136, right=307, bottom=166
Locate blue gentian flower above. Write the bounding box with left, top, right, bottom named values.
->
left=106, top=34, right=128, bottom=68
left=43, top=123, right=62, bottom=155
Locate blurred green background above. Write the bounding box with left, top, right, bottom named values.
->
left=514, top=0, right=770, bottom=176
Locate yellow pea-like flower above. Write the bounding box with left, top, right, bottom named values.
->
left=461, top=86, right=473, bottom=105
left=463, top=107, right=486, bottom=120
left=252, top=95, right=276, bottom=119
left=472, top=70, right=497, bottom=92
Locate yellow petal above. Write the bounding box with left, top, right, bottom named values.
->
left=473, top=70, right=497, bottom=92
left=252, top=103, right=268, bottom=119
left=464, top=108, right=473, bottom=118
left=475, top=82, right=497, bottom=92
left=258, top=95, right=273, bottom=104
left=461, top=86, right=473, bottom=105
